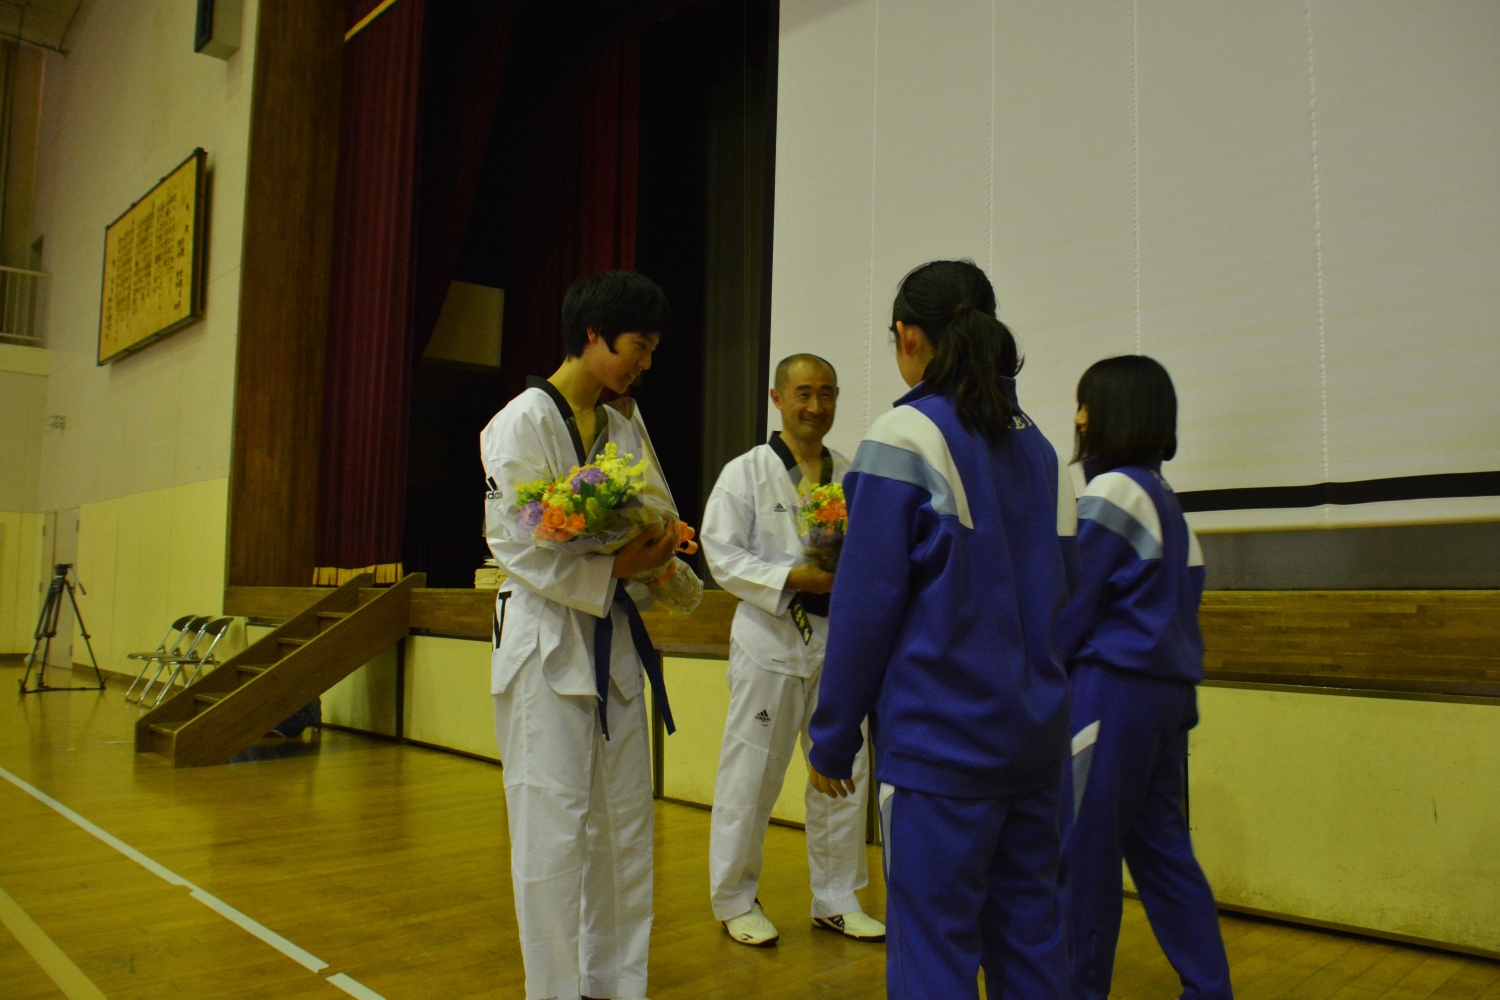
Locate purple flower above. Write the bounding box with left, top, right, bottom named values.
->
left=516, top=500, right=545, bottom=533
left=571, top=466, right=608, bottom=490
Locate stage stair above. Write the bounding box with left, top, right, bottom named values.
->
left=136, top=572, right=422, bottom=767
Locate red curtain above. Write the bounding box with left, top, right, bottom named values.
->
left=316, top=1, right=640, bottom=582
left=496, top=25, right=642, bottom=404
left=412, top=2, right=516, bottom=355
left=315, top=0, right=516, bottom=584
left=580, top=37, right=641, bottom=274
left=316, top=0, right=426, bottom=585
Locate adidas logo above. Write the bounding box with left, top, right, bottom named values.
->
left=772, top=503, right=788, bottom=513
left=754, top=709, right=771, bottom=726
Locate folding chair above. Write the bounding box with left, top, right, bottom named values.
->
left=136, top=616, right=212, bottom=706
left=150, top=617, right=234, bottom=708
left=125, top=615, right=205, bottom=703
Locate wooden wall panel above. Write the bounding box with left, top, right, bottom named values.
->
left=1200, top=590, right=1500, bottom=697
left=226, top=0, right=344, bottom=587
left=221, top=586, right=1500, bottom=698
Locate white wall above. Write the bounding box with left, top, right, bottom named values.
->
left=0, top=344, right=46, bottom=512
left=4, top=0, right=262, bottom=667
left=771, top=1, right=1500, bottom=530
left=0, top=344, right=47, bottom=653
left=33, top=0, right=258, bottom=514
left=1191, top=685, right=1500, bottom=956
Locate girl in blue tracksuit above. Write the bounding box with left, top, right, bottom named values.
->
left=807, top=260, right=1078, bottom=1000
left=1055, top=355, right=1233, bottom=1000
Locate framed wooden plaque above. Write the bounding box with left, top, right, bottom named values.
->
left=97, top=149, right=208, bottom=364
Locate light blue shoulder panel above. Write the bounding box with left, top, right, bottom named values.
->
left=847, top=405, right=974, bottom=527
left=849, top=440, right=966, bottom=522
left=1077, top=471, right=1164, bottom=561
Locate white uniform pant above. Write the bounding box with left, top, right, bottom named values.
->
left=709, top=648, right=871, bottom=922
left=495, top=664, right=653, bottom=1000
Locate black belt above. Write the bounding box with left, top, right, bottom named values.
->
left=796, top=592, right=830, bottom=618
left=788, top=592, right=829, bottom=644
left=592, top=581, right=676, bottom=739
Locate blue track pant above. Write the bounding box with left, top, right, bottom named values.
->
left=1063, top=665, right=1233, bottom=1000
left=882, top=782, right=1070, bottom=1000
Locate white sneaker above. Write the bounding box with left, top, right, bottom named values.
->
left=813, top=911, right=886, bottom=942
left=723, top=900, right=779, bottom=946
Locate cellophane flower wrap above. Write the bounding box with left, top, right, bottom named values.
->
left=507, top=443, right=702, bottom=613
left=795, top=483, right=848, bottom=572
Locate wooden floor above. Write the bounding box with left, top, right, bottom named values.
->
left=0, top=663, right=1495, bottom=999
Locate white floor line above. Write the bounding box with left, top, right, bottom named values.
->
left=329, top=972, right=387, bottom=999
left=0, top=886, right=109, bottom=1000
left=0, top=764, right=388, bottom=999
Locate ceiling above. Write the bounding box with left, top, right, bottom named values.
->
left=0, top=0, right=85, bottom=53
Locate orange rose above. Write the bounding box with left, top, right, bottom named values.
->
left=536, top=504, right=583, bottom=542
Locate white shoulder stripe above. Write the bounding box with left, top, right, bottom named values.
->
left=1057, top=453, right=1077, bottom=538
left=1082, top=471, right=1162, bottom=542
left=854, top=405, right=973, bottom=528
left=1078, top=471, right=1164, bottom=560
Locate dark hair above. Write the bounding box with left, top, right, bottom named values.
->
left=891, top=259, right=1022, bottom=444
left=774, top=352, right=837, bottom=391
left=561, top=270, right=672, bottom=358
left=1073, top=355, right=1178, bottom=470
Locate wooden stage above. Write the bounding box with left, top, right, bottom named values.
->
left=224, top=585, right=1500, bottom=699
left=3, top=661, right=1497, bottom=999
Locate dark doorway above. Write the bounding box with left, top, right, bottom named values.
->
left=401, top=0, right=776, bottom=589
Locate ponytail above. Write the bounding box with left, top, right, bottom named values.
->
left=892, top=260, right=1022, bottom=444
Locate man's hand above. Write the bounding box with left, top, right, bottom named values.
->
left=612, top=520, right=679, bottom=578
left=786, top=562, right=835, bottom=595
left=808, top=763, right=857, bottom=798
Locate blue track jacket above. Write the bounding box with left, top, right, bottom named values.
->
left=1054, top=463, right=1206, bottom=684
left=807, top=380, right=1078, bottom=799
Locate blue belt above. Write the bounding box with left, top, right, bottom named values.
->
left=592, top=581, right=676, bottom=739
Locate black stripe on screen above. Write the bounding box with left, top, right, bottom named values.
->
left=1178, top=471, right=1500, bottom=513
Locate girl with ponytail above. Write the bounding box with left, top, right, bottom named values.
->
left=890, top=260, right=1022, bottom=443
left=807, top=260, right=1077, bottom=999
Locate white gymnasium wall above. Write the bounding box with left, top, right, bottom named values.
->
left=0, top=344, right=47, bottom=512
left=0, top=345, right=47, bottom=653
left=771, top=1, right=1500, bottom=530
left=8, top=0, right=262, bottom=669
left=33, top=0, right=259, bottom=515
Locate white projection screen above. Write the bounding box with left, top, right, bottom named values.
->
left=768, top=1, right=1500, bottom=531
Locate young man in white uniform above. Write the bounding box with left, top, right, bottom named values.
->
left=482, top=271, right=690, bottom=1000
left=701, top=354, right=885, bottom=947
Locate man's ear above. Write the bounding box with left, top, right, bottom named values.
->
left=769, top=387, right=784, bottom=409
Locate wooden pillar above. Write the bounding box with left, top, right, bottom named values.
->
left=226, top=0, right=344, bottom=587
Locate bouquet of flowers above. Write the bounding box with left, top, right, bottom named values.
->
left=795, top=482, right=848, bottom=573
left=512, top=443, right=648, bottom=550
left=505, top=443, right=702, bottom=613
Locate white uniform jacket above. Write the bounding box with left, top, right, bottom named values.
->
left=701, top=435, right=850, bottom=679
left=481, top=378, right=671, bottom=699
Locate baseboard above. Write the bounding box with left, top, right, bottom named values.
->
left=317, top=722, right=504, bottom=767
left=1123, top=889, right=1499, bottom=963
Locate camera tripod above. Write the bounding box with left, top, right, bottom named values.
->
left=20, top=563, right=105, bottom=695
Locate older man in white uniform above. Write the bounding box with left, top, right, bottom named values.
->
left=483, top=271, right=691, bottom=1000
left=701, top=354, right=885, bottom=947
